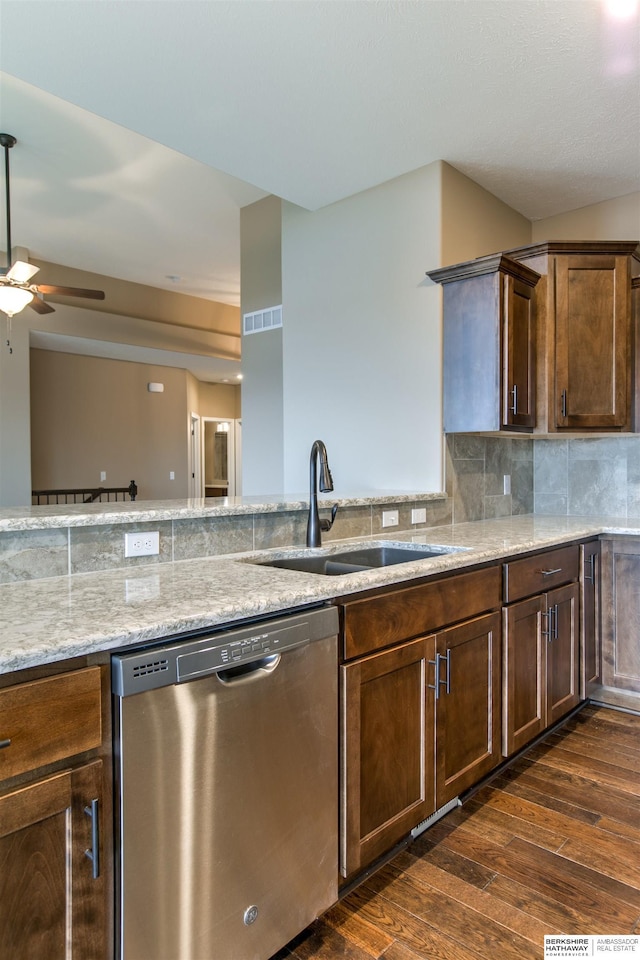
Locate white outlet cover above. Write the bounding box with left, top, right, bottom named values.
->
left=382, top=510, right=399, bottom=527
left=412, top=508, right=427, bottom=524
left=125, top=531, right=160, bottom=558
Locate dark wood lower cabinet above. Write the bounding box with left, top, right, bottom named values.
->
left=503, top=582, right=580, bottom=756
left=601, top=538, right=640, bottom=695
left=340, top=636, right=435, bottom=879
left=434, top=612, right=502, bottom=808
left=340, top=608, right=503, bottom=880
left=0, top=759, right=106, bottom=960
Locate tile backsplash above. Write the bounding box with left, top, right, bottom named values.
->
left=0, top=496, right=449, bottom=584
left=446, top=434, right=534, bottom=522
left=533, top=436, right=640, bottom=518
left=4, top=433, right=639, bottom=585
left=447, top=433, right=640, bottom=521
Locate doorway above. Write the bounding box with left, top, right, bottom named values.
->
left=202, top=418, right=238, bottom=497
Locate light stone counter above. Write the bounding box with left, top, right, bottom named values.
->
left=2, top=514, right=639, bottom=675
left=0, top=491, right=447, bottom=531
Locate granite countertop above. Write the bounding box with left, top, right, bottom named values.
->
left=2, top=514, right=639, bottom=675
left=0, top=491, right=446, bottom=531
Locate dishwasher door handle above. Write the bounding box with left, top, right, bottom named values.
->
left=216, top=653, right=281, bottom=686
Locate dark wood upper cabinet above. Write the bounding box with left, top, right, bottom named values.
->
left=428, top=254, right=540, bottom=433
left=431, top=240, right=640, bottom=434
left=509, top=241, right=640, bottom=432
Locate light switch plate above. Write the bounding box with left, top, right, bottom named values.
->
left=382, top=510, right=399, bottom=528
left=412, top=508, right=427, bottom=525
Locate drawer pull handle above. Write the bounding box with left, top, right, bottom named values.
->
left=541, top=567, right=562, bottom=576
left=84, top=799, right=100, bottom=880
left=0, top=738, right=11, bottom=750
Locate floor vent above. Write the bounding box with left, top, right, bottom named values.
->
left=243, top=304, right=282, bottom=336
left=410, top=797, right=460, bottom=838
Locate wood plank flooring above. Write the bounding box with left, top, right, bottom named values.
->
left=274, top=704, right=640, bottom=960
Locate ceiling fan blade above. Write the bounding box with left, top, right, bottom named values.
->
left=6, top=260, right=39, bottom=283
left=36, top=284, right=105, bottom=300
left=29, top=297, right=56, bottom=315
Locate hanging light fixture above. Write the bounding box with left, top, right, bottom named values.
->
left=0, top=134, right=35, bottom=327
left=0, top=133, right=106, bottom=352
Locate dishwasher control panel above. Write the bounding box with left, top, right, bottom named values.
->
left=111, top=605, right=339, bottom=696
left=176, top=625, right=298, bottom=681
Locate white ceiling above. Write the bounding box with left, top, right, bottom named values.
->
left=0, top=0, right=639, bottom=308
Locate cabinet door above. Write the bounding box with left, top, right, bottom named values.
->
left=580, top=541, right=601, bottom=697
left=340, top=636, right=435, bottom=879
left=502, top=595, right=546, bottom=757
left=0, top=760, right=106, bottom=959
left=503, top=274, right=536, bottom=429
left=546, top=582, right=581, bottom=725
left=601, top=539, right=640, bottom=693
left=435, top=613, right=502, bottom=808
left=555, top=254, right=630, bottom=429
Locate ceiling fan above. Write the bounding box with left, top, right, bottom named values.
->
left=0, top=132, right=105, bottom=352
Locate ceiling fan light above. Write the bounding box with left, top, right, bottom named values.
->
left=0, top=285, right=34, bottom=317
left=6, top=260, right=39, bottom=284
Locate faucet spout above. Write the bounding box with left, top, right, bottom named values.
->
left=307, top=440, right=337, bottom=547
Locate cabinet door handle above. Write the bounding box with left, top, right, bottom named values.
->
left=584, top=554, right=595, bottom=584
left=84, top=799, right=100, bottom=880
left=541, top=568, right=562, bottom=576
left=542, top=606, right=559, bottom=642
left=0, top=738, right=11, bottom=750
left=428, top=652, right=450, bottom=699
left=510, top=384, right=518, bottom=415
left=442, top=649, right=451, bottom=696
left=561, top=389, right=567, bottom=418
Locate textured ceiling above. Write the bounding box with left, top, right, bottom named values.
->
left=0, top=0, right=638, bottom=309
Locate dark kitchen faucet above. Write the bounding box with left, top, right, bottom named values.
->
left=307, top=440, right=338, bottom=547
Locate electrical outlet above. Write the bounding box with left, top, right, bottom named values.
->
left=124, top=531, right=160, bottom=558
left=382, top=509, right=399, bottom=528
left=411, top=508, right=427, bottom=525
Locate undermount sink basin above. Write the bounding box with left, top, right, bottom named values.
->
left=255, top=543, right=467, bottom=576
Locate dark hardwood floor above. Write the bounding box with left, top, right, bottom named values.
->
left=275, top=704, right=640, bottom=960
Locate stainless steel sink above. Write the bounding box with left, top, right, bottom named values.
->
left=254, top=543, right=467, bottom=576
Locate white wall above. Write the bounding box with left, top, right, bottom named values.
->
left=240, top=196, right=285, bottom=495
left=281, top=163, right=443, bottom=494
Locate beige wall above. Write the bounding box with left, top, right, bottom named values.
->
left=440, top=162, right=532, bottom=265
left=31, top=350, right=240, bottom=500
left=32, top=259, right=241, bottom=337
left=197, top=381, right=241, bottom=419
left=532, top=191, right=640, bottom=241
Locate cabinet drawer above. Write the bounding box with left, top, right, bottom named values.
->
left=342, top=565, right=501, bottom=660
left=503, top=545, right=579, bottom=603
left=0, top=667, right=102, bottom=782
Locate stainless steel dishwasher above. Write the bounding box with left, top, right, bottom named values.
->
left=111, top=605, right=339, bottom=960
